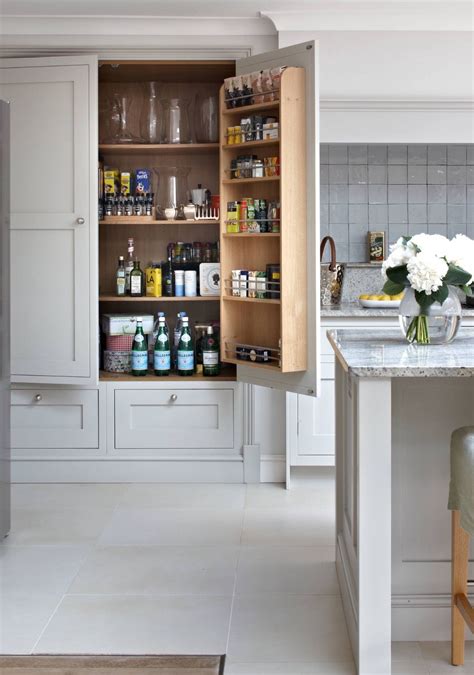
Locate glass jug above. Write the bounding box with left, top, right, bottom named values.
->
left=195, top=94, right=219, bottom=142
left=154, top=166, right=191, bottom=219
left=140, top=82, right=161, bottom=144
left=99, top=95, right=121, bottom=143
left=115, top=93, right=142, bottom=143
left=160, top=98, right=192, bottom=144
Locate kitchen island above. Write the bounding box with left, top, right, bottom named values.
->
left=328, top=329, right=474, bottom=675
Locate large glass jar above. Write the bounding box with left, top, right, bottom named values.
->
left=114, top=93, right=142, bottom=143
left=139, top=82, right=161, bottom=144
left=399, top=287, right=462, bottom=345
left=195, top=94, right=219, bottom=142
left=160, top=98, right=192, bottom=144
left=153, top=166, right=191, bottom=219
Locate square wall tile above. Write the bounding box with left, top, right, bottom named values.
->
left=368, top=165, right=387, bottom=184
left=467, top=166, right=474, bottom=184
left=349, top=204, right=368, bottom=224
left=329, top=165, right=348, bottom=184
left=329, top=204, right=348, bottom=223
left=349, top=184, right=368, bottom=204
left=408, top=204, right=427, bottom=224
left=348, top=144, right=368, bottom=164
left=320, top=222, right=329, bottom=238
left=447, top=185, right=466, bottom=204
left=388, top=204, right=408, bottom=224
left=320, top=204, right=328, bottom=225
left=320, top=144, right=329, bottom=164
left=428, top=203, right=447, bottom=224
left=388, top=224, right=409, bottom=243
left=329, top=184, right=348, bottom=204
left=428, top=165, right=447, bottom=184
left=449, top=223, right=467, bottom=237
left=428, top=224, right=448, bottom=236
left=447, top=165, right=467, bottom=185
left=388, top=185, right=408, bottom=203
left=369, top=204, right=388, bottom=225
left=448, top=203, right=466, bottom=224
left=329, top=222, right=349, bottom=242
left=469, top=204, right=474, bottom=223
left=368, top=144, right=387, bottom=164
left=407, top=145, right=427, bottom=164
left=428, top=145, right=447, bottom=165
left=388, top=165, right=408, bottom=184
left=349, top=242, right=367, bottom=262
left=409, top=224, right=427, bottom=235
left=329, top=144, right=348, bottom=164
left=368, top=184, right=387, bottom=204
left=320, top=184, right=329, bottom=205
left=348, top=165, right=368, bottom=184
left=348, top=222, right=370, bottom=239
left=427, top=184, right=446, bottom=203
left=408, top=185, right=427, bottom=203
left=408, top=165, right=427, bottom=184
left=467, top=146, right=474, bottom=165
left=447, top=145, right=467, bottom=165
left=320, top=165, right=328, bottom=185
left=388, top=145, right=407, bottom=164
left=467, top=186, right=474, bottom=203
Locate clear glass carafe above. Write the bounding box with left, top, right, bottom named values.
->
left=160, top=98, right=192, bottom=144
left=114, top=93, right=142, bottom=144
left=399, top=287, right=462, bottom=345
left=153, top=166, right=191, bottom=219
left=195, top=94, right=219, bottom=142
left=140, top=82, right=161, bottom=144
left=99, top=95, right=121, bottom=143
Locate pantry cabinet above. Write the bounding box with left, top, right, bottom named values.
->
left=0, top=56, right=98, bottom=385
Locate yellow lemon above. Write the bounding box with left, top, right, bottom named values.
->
left=368, top=294, right=380, bottom=300
left=359, top=294, right=370, bottom=300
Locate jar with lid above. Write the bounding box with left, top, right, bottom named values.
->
left=203, top=242, right=213, bottom=263
left=193, top=242, right=202, bottom=263
left=175, top=242, right=184, bottom=263
left=252, top=159, right=264, bottom=178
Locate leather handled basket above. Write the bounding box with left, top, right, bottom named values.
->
left=320, top=235, right=345, bottom=306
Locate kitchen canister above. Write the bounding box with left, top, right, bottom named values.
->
left=174, top=270, right=184, bottom=296
left=320, top=235, right=345, bottom=306
left=184, top=270, right=197, bottom=297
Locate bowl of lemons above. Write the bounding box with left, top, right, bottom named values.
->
left=358, top=291, right=404, bottom=308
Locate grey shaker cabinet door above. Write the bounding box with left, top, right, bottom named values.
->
left=114, top=389, right=234, bottom=450
left=0, top=56, right=98, bottom=384
left=11, top=388, right=99, bottom=449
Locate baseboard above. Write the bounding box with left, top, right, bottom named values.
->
left=11, top=458, right=244, bottom=483
left=260, top=453, right=285, bottom=483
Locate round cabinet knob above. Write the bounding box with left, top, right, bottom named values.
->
left=76, top=217, right=85, bottom=225
left=170, top=394, right=178, bottom=402
left=34, top=394, right=42, bottom=402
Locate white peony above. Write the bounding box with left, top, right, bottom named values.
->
left=446, top=234, right=474, bottom=284
left=410, top=233, right=449, bottom=258
left=406, top=251, right=449, bottom=295
left=381, top=237, right=416, bottom=279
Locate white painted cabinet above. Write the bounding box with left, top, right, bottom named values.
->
left=0, top=55, right=97, bottom=385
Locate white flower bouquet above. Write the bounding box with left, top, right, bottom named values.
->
left=382, top=233, right=474, bottom=344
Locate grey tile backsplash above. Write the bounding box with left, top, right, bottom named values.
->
left=321, top=144, right=474, bottom=263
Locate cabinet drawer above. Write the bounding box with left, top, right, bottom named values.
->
left=114, top=389, right=234, bottom=450
left=11, top=389, right=99, bottom=449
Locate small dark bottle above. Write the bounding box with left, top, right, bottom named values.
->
left=163, top=257, right=174, bottom=297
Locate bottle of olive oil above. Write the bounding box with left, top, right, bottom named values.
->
left=125, top=237, right=134, bottom=293
left=130, top=259, right=144, bottom=297
left=116, top=255, right=126, bottom=296
left=177, top=316, right=194, bottom=376
left=131, top=318, right=148, bottom=376
left=154, top=316, right=170, bottom=376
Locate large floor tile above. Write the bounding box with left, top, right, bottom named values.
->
left=0, top=594, right=61, bottom=654
left=391, top=663, right=429, bottom=675
left=420, top=641, right=474, bottom=664
left=35, top=595, right=232, bottom=655
left=235, top=546, right=338, bottom=596
left=99, top=508, right=243, bottom=546
left=241, top=508, right=333, bottom=546
left=120, top=484, right=246, bottom=510
left=245, top=483, right=334, bottom=510
left=227, top=594, right=352, bottom=663
left=392, top=642, right=424, bottom=662
left=11, top=484, right=127, bottom=511
left=224, top=661, right=356, bottom=674
left=1, top=546, right=88, bottom=596
left=69, top=545, right=239, bottom=596
left=4, top=508, right=114, bottom=546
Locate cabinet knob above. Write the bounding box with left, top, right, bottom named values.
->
left=170, top=394, right=178, bottom=402
left=76, top=217, right=85, bottom=225
left=34, top=394, right=42, bottom=402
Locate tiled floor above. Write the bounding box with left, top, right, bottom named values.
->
left=1, top=469, right=473, bottom=674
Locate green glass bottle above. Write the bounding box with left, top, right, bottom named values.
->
left=154, top=316, right=170, bottom=376
left=116, top=255, right=126, bottom=296
left=202, top=326, right=220, bottom=376
left=131, top=317, right=148, bottom=376
left=130, top=259, right=144, bottom=297
left=177, top=316, right=194, bottom=376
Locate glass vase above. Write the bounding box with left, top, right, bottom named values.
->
left=140, top=82, right=161, bottom=144
left=160, top=98, right=192, bottom=144
left=399, top=287, right=462, bottom=345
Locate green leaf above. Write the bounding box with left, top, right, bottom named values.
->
left=382, top=279, right=405, bottom=295
left=444, top=264, right=472, bottom=287
left=462, top=284, right=473, bottom=297
left=431, top=284, right=449, bottom=305
left=386, top=264, right=409, bottom=285
left=414, top=290, right=436, bottom=315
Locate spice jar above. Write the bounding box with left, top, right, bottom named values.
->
left=252, top=159, right=264, bottom=178
left=193, top=242, right=202, bottom=263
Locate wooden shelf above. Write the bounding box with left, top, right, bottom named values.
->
left=100, top=218, right=219, bottom=225
left=223, top=296, right=280, bottom=305
left=221, top=138, right=279, bottom=151
left=99, top=367, right=236, bottom=382
left=223, top=357, right=280, bottom=372
left=221, top=100, right=279, bottom=116
left=222, top=232, right=280, bottom=238
left=99, top=295, right=219, bottom=302
left=99, top=143, right=219, bottom=154
left=222, top=176, right=280, bottom=185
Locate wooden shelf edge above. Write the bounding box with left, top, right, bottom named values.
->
left=223, top=296, right=280, bottom=305
left=99, top=295, right=219, bottom=302
left=222, top=176, right=280, bottom=185
left=99, top=143, right=219, bottom=152
left=99, top=368, right=237, bottom=382
left=223, top=357, right=281, bottom=372
left=221, top=100, right=279, bottom=116
left=222, top=232, right=280, bottom=238
left=100, top=218, right=219, bottom=225
left=221, top=139, right=279, bottom=150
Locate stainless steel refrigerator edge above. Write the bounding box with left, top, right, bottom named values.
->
left=0, top=99, right=10, bottom=539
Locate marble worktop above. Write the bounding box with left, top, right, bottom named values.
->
left=327, top=328, right=474, bottom=377
left=320, top=302, right=474, bottom=319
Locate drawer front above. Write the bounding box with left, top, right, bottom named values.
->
left=11, top=389, right=99, bottom=448
left=114, top=388, right=234, bottom=450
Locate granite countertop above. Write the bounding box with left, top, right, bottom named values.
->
left=321, top=302, right=474, bottom=319
left=327, top=329, right=474, bottom=377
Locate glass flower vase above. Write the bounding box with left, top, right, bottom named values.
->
left=399, top=287, right=462, bottom=345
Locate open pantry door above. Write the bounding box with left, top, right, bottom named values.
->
left=0, top=55, right=98, bottom=385
left=222, top=41, right=319, bottom=397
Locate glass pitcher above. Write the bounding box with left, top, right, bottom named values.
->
left=140, top=82, right=161, bottom=144
left=153, top=166, right=191, bottom=219
left=160, top=98, right=192, bottom=144
left=115, top=92, right=142, bottom=144
left=195, top=94, right=219, bottom=142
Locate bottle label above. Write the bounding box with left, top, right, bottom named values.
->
left=117, top=278, right=125, bottom=294
left=203, top=351, right=219, bottom=366
left=131, top=352, right=148, bottom=371
left=131, top=276, right=142, bottom=294
left=134, top=334, right=145, bottom=344
left=181, top=333, right=191, bottom=344
left=158, top=334, right=168, bottom=344
left=178, top=350, right=194, bottom=371
left=154, top=350, right=170, bottom=370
